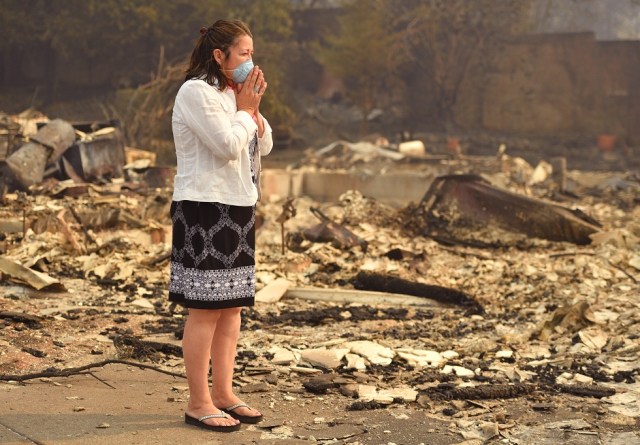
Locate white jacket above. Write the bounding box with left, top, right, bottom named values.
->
left=171, top=78, right=273, bottom=206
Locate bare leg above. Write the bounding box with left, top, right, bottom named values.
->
left=210, top=307, right=261, bottom=419
left=183, top=308, right=239, bottom=427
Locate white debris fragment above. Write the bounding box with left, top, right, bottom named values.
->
left=396, top=349, right=444, bottom=368
left=270, top=346, right=297, bottom=365
left=255, top=278, right=291, bottom=303
left=300, top=348, right=349, bottom=369
left=528, top=160, right=552, bottom=186
left=603, top=386, right=640, bottom=418
left=441, top=365, right=475, bottom=379
left=573, top=373, right=594, bottom=384
left=345, top=341, right=395, bottom=366
left=578, top=327, right=608, bottom=351
left=495, top=350, right=514, bottom=359
left=442, top=350, right=459, bottom=360
left=345, top=353, right=367, bottom=371
left=130, top=298, right=154, bottom=309
left=290, top=366, right=323, bottom=374
left=357, top=384, right=417, bottom=404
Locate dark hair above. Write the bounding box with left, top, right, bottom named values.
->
left=185, top=19, right=252, bottom=90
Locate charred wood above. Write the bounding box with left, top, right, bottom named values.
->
left=426, top=383, right=615, bottom=401
left=347, top=401, right=388, bottom=411
left=553, top=383, right=616, bottom=399
left=353, top=271, right=482, bottom=313
left=427, top=383, right=533, bottom=400
left=113, top=334, right=182, bottom=360
left=0, top=311, right=43, bottom=327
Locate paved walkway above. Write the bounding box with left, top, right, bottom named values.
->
left=0, top=363, right=452, bottom=445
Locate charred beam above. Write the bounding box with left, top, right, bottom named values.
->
left=353, top=271, right=482, bottom=313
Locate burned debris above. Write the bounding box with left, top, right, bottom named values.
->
left=4, top=119, right=76, bottom=189
left=415, top=174, right=602, bottom=245
left=289, top=206, right=369, bottom=252
left=1, top=109, right=639, bottom=441
left=1, top=117, right=126, bottom=192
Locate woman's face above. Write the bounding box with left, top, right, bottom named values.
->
left=217, top=34, right=253, bottom=78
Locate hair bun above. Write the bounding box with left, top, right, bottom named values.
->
left=199, top=27, right=207, bottom=35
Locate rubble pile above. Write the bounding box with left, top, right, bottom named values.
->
left=1, top=113, right=639, bottom=441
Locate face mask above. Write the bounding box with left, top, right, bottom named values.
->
left=230, top=59, right=253, bottom=83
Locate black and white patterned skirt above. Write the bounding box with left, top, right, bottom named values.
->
left=169, top=200, right=256, bottom=309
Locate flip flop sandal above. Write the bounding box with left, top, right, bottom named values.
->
left=222, top=403, right=263, bottom=424
left=185, top=412, right=241, bottom=432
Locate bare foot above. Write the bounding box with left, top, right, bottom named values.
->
left=186, top=403, right=240, bottom=427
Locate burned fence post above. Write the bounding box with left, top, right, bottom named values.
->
left=276, top=197, right=297, bottom=255
left=550, top=157, right=567, bottom=192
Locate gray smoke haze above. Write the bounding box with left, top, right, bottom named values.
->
left=535, top=0, right=640, bottom=40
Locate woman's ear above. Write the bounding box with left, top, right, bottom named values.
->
left=212, top=49, right=224, bottom=66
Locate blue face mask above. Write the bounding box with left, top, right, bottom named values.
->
left=231, top=59, right=254, bottom=83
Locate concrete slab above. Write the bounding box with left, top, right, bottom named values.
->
left=261, top=169, right=438, bottom=205
left=260, top=169, right=303, bottom=200
left=302, top=171, right=433, bottom=204
left=1, top=367, right=194, bottom=445
left=0, top=423, right=32, bottom=445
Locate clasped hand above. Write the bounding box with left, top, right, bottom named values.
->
left=236, top=66, right=267, bottom=116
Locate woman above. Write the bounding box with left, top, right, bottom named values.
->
left=169, top=19, right=272, bottom=432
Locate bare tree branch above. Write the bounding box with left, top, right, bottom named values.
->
left=0, top=359, right=186, bottom=382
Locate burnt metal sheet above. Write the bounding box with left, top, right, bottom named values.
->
left=77, top=132, right=125, bottom=181
left=420, top=174, right=602, bottom=245
left=61, top=120, right=125, bottom=182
